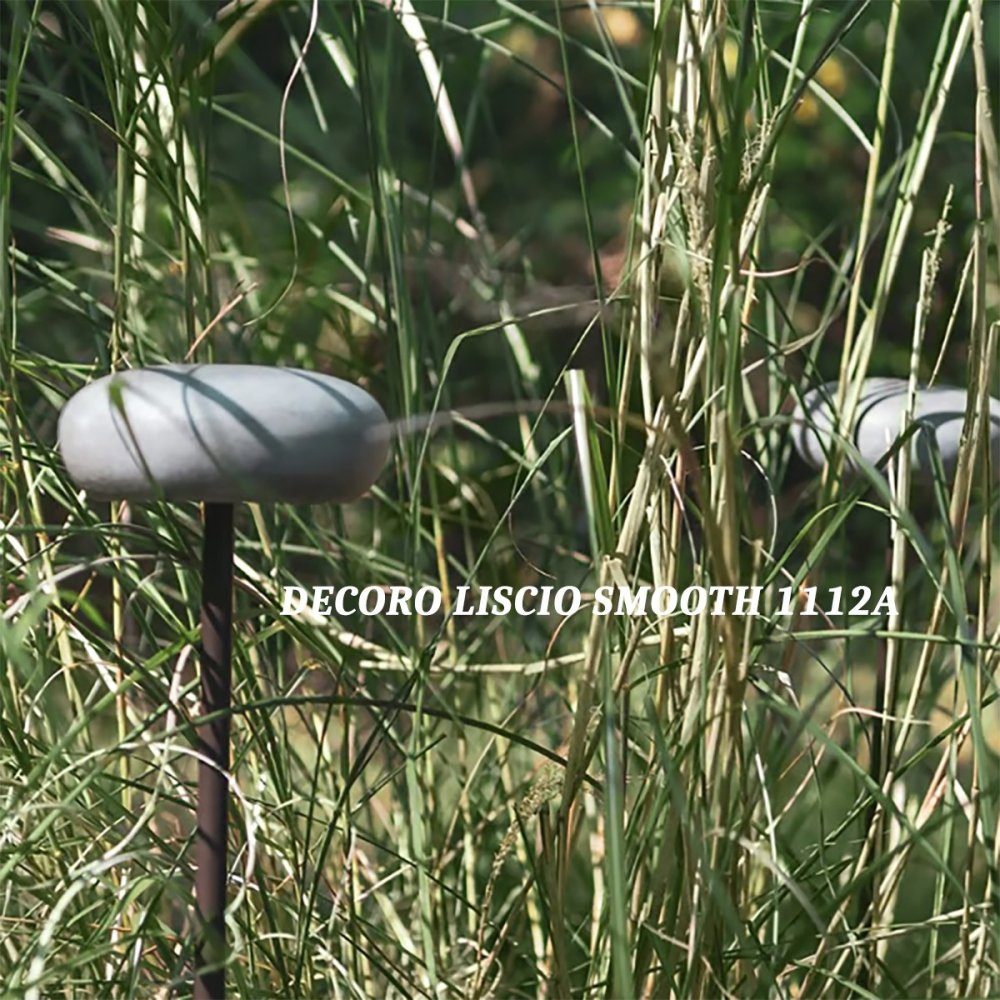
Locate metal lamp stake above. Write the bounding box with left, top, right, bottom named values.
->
left=195, top=502, right=234, bottom=1000
left=59, top=364, right=390, bottom=999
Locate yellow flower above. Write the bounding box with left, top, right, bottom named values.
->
left=793, top=55, right=847, bottom=124
left=599, top=6, right=643, bottom=47
left=500, top=25, right=540, bottom=63
left=816, top=55, right=847, bottom=96
left=794, top=93, right=820, bottom=125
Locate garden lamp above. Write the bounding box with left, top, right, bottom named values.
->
left=58, top=363, right=390, bottom=999
left=791, top=376, right=1000, bottom=480
left=789, top=374, right=1000, bottom=935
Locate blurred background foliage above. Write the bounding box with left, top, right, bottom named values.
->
left=11, top=1, right=996, bottom=384
left=8, top=0, right=998, bottom=604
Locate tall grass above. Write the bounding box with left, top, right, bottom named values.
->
left=1, top=1, right=998, bottom=997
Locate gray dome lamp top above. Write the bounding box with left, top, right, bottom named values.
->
left=791, top=376, right=1000, bottom=481
left=58, top=364, right=390, bottom=1000
left=58, top=364, right=389, bottom=504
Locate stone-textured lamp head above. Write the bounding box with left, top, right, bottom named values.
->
left=58, top=364, right=390, bottom=1000
left=791, top=377, right=1000, bottom=482
left=58, top=364, right=389, bottom=504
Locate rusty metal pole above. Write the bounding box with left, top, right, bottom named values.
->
left=195, top=502, right=234, bottom=1000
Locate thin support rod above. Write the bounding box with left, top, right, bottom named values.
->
left=195, top=502, right=234, bottom=1000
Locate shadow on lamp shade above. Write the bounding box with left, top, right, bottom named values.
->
left=58, top=364, right=391, bottom=504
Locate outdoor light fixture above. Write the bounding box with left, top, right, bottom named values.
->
left=58, top=363, right=390, bottom=999
left=791, top=376, right=1000, bottom=480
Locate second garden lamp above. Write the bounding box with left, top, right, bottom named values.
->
left=58, top=363, right=390, bottom=999
left=791, top=376, right=1000, bottom=480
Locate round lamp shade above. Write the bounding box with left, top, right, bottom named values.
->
left=58, top=364, right=391, bottom=503
left=791, top=377, right=1000, bottom=480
